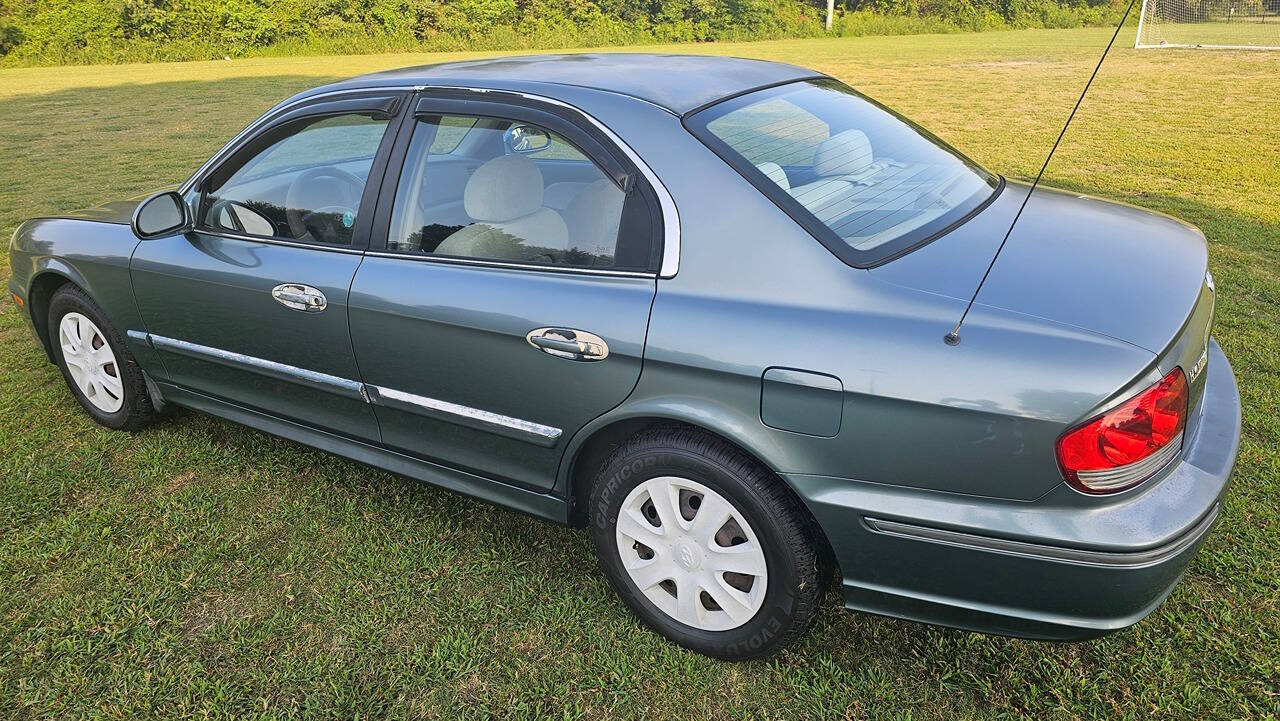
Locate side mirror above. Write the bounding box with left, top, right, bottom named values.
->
left=132, top=191, right=193, bottom=240
left=504, top=124, right=551, bottom=154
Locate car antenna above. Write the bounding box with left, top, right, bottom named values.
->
left=943, top=0, right=1138, bottom=347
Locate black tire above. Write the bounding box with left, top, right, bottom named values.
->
left=48, top=285, right=158, bottom=431
left=588, top=425, right=826, bottom=660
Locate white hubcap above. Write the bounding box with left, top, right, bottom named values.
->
left=58, top=312, right=124, bottom=414
left=615, top=476, right=768, bottom=632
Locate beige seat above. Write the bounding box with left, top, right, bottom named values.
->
left=543, top=181, right=590, bottom=211
left=563, top=179, right=625, bottom=257
left=789, top=129, right=886, bottom=213
left=812, top=129, right=876, bottom=178
left=435, top=154, right=568, bottom=260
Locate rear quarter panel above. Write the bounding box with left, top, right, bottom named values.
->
left=558, top=90, right=1158, bottom=502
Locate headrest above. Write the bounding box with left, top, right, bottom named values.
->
left=464, top=154, right=545, bottom=222
left=755, top=162, right=790, bottom=192
left=813, top=129, right=874, bottom=177
left=566, top=179, right=625, bottom=247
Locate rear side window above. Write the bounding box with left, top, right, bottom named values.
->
left=687, top=79, right=999, bottom=267
left=385, top=114, right=650, bottom=270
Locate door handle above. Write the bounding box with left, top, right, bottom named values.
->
left=272, top=283, right=327, bottom=312
left=526, top=327, right=609, bottom=361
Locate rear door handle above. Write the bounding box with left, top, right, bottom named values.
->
left=272, top=283, right=327, bottom=312
left=526, top=327, right=609, bottom=361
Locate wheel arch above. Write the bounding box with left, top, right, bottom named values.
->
left=560, top=403, right=835, bottom=563
left=25, top=265, right=86, bottom=363
left=561, top=406, right=838, bottom=596
left=561, top=399, right=784, bottom=519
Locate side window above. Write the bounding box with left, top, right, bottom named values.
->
left=200, top=113, right=390, bottom=246
left=428, top=116, right=477, bottom=154
left=387, top=114, right=630, bottom=269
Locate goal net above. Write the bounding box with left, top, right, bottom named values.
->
left=1135, top=0, right=1280, bottom=48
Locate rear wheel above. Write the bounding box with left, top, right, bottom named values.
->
left=48, top=285, right=157, bottom=431
left=588, top=425, right=825, bottom=660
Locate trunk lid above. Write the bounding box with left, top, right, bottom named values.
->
left=871, top=181, right=1209, bottom=355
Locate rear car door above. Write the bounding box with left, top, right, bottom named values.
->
left=348, top=91, right=666, bottom=490
left=130, top=92, right=407, bottom=441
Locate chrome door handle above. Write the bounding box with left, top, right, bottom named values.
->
left=271, top=283, right=327, bottom=312
left=526, top=327, right=609, bottom=361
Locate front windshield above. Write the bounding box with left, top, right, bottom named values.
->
left=687, top=79, right=999, bottom=266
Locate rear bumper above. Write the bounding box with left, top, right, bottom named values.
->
left=790, top=339, right=1241, bottom=640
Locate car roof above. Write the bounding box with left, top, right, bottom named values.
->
left=306, top=53, right=823, bottom=115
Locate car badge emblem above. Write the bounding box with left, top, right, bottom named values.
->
left=1188, top=272, right=1215, bottom=384
left=1189, top=347, right=1208, bottom=383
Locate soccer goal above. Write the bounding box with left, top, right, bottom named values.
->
left=1135, top=0, right=1280, bottom=48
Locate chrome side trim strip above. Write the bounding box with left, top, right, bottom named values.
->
left=428, top=85, right=681, bottom=279
left=131, top=332, right=558, bottom=444
left=362, top=251, right=654, bottom=278
left=864, top=504, right=1219, bottom=568
left=144, top=333, right=366, bottom=401
left=366, top=384, right=562, bottom=447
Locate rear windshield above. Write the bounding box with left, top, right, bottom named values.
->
left=686, top=79, right=1000, bottom=267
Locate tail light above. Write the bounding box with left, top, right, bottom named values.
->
left=1056, top=367, right=1188, bottom=494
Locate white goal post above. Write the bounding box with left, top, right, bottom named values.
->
left=1135, top=0, right=1280, bottom=48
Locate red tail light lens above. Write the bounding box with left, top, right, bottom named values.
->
left=1056, top=367, right=1188, bottom=494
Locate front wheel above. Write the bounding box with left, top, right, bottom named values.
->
left=588, top=426, right=827, bottom=660
left=48, top=285, right=158, bottom=431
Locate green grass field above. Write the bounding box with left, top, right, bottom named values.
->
left=1137, top=19, right=1280, bottom=48
left=1, top=28, right=1278, bottom=720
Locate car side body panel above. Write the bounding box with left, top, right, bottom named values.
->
left=350, top=260, right=655, bottom=490
left=130, top=233, right=380, bottom=441
left=8, top=217, right=166, bottom=373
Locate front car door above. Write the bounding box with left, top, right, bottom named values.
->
left=348, top=91, right=667, bottom=489
left=131, top=92, right=408, bottom=441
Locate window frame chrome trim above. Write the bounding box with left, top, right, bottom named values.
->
left=192, top=228, right=368, bottom=254
left=365, top=384, right=562, bottom=447
left=362, top=250, right=655, bottom=278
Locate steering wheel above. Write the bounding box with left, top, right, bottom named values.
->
left=285, top=166, right=364, bottom=242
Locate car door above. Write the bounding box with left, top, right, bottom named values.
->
left=348, top=91, right=666, bottom=490
left=130, top=93, right=408, bottom=441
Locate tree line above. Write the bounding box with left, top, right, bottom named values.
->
left=0, top=0, right=1124, bottom=66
